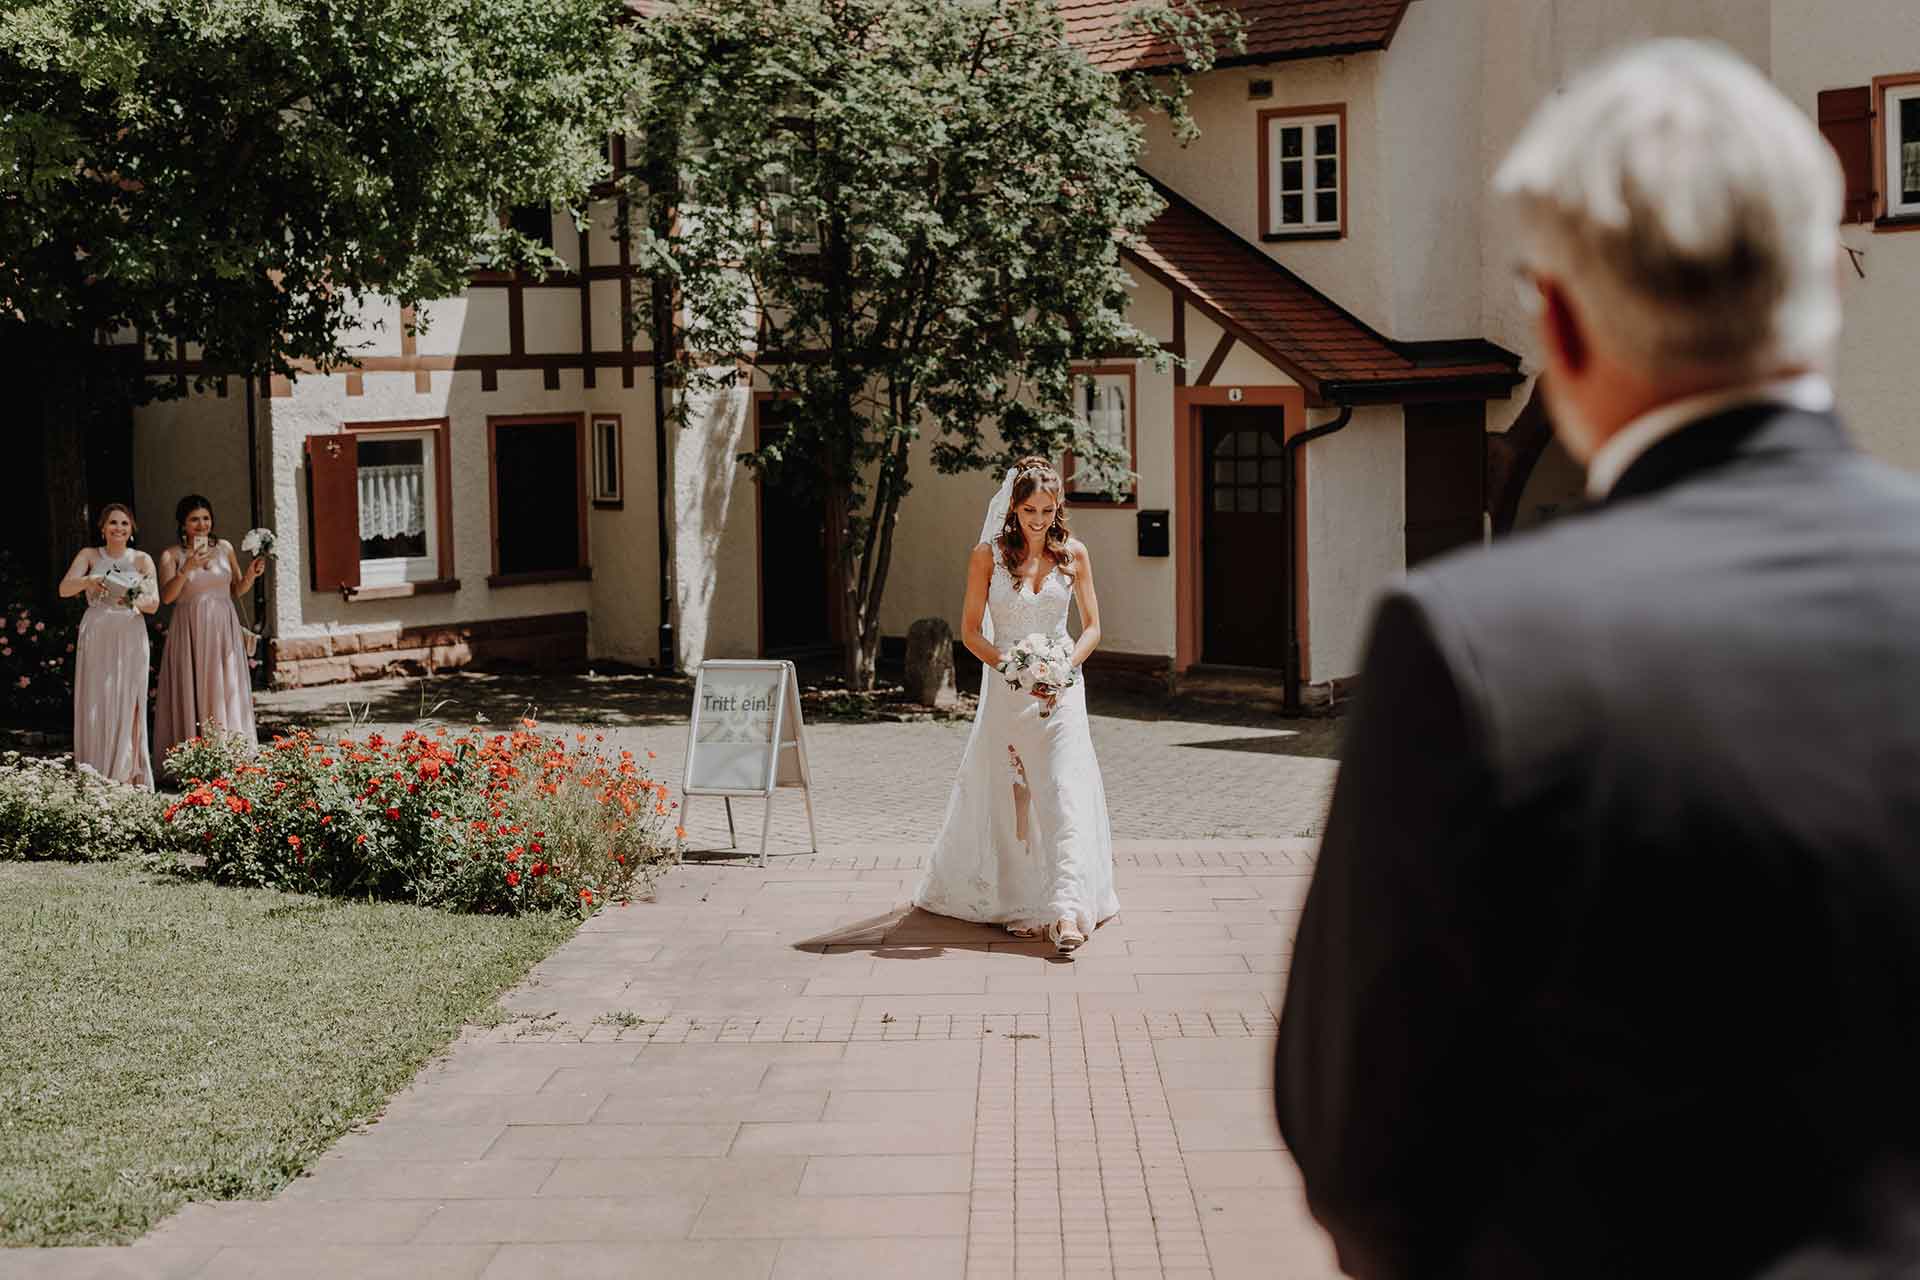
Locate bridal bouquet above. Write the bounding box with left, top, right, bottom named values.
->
left=99, top=566, right=149, bottom=611
left=241, top=527, right=277, bottom=557
left=999, top=633, right=1078, bottom=718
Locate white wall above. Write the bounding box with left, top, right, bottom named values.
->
left=1771, top=0, right=1920, bottom=471
left=1303, top=405, right=1404, bottom=683
left=1137, top=55, right=1392, bottom=335
left=130, top=386, right=260, bottom=630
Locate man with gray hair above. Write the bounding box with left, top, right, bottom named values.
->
left=1276, top=39, right=1920, bottom=1278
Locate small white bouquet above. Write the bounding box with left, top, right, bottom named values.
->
left=240, top=527, right=277, bottom=557
left=99, top=566, right=149, bottom=611
left=999, top=633, right=1078, bottom=718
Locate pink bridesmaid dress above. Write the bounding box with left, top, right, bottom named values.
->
left=73, top=549, right=155, bottom=790
left=154, top=543, right=257, bottom=764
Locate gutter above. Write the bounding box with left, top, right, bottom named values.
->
left=1280, top=403, right=1354, bottom=715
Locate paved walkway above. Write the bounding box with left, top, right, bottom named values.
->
left=10, top=679, right=1347, bottom=1278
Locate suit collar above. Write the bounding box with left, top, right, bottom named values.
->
left=1604, top=402, right=1852, bottom=505
left=1586, top=374, right=1834, bottom=499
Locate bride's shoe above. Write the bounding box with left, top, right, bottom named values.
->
left=1006, top=924, right=1044, bottom=941
left=1048, top=916, right=1086, bottom=956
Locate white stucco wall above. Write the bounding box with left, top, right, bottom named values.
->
left=669, top=382, right=757, bottom=666
left=130, top=387, right=261, bottom=630
left=1137, top=55, right=1392, bottom=335
left=1303, top=405, right=1404, bottom=684
left=1377, top=0, right=1486, bottom=341
left=1771, top=0, right=1920, bottom=471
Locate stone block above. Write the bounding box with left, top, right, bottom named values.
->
left=349, top=647, right=432, bottom=679
left=298, top=657, right=353, bottom=687
left=430, top=642, right=473, bottom=671
left=358, top=624, right=403, bottom=653
left=903, top=617, right=957, bottom=709
left=272, top=635, right=332, bottom=661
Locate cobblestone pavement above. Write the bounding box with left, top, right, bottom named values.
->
left=15, top=843, right=1341, bottom=1279
left=257, top=670, right=1345, bottom=853
left=5, top=676, right=1346, bottom=1279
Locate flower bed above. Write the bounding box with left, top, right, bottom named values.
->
left=0, top=753, right=165, bottom=861
left=158, top=720, right=683, bottom=914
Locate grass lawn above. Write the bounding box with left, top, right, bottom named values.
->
left=0, top=862, right=577, bottom=1247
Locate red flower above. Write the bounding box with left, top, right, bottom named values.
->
left=529, top=861, right=548, bottom=877
left=529, top=841, right=543, bottom=854
left=320, top=814, right=333, bottom=825
left=287, top=834, right=301, bottom=848
left=507, top=847, right=523, bottom=863
left=386, top=807, right=400, bottom=820
left=355, top=833, right=369, bottom=846
left=506, top=870, right=520, bottom=887
left=580, top=888, right=593, bottom=904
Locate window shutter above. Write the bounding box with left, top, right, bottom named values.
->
left=1818, top=86, right=1876, bottom=224
left=305, top=433, right=361, bottom=593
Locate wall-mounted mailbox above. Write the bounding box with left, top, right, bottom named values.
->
left=1137, top=509, right=1170, bottom=558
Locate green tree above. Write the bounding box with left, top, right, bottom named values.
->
left=629, top=0, right=1237, bottom=689
left=0, top=0, right=638, bottom=595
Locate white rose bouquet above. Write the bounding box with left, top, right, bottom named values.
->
left=99, top=566, right=149, bottom=611
left=241, top=527, right=276, bottom=557
left=999, top=633, right=1078, bottom=718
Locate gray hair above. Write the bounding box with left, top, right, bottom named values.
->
left=1494, top=39, right=1842, bottom=380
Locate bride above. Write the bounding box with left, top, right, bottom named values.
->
left=914, top=457, right=1120, bottom=954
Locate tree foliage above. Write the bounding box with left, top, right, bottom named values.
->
left=0, top=0, right=639, bottom=372
left=630, top=0, right=1238, bottom=687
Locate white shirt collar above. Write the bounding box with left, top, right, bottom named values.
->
left=1584, top=373, right=1835, bottom=500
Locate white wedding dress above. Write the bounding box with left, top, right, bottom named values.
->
left=914, top=549, right=1120, bottom=937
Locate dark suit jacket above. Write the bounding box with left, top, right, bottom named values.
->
left=1276, top=404, right=1920, bottom=1278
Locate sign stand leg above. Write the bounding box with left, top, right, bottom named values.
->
left=758, top=796, right=775, bottom=869
left=724, top=797, right=737, bottom=849
left=803, top=785, right=819, bottom=854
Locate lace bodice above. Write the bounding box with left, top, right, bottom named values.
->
left=987, top=554, right=1072, bottom=645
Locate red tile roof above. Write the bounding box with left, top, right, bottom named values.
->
left=1061, top=0, right=1413, bottom=73
left=1123, top=179, right=1520, bottom=400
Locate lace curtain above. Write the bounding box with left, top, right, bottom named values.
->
left=359, top=464, right=427, bottom=541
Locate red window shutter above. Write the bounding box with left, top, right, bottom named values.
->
left=1818, top=86, right=1876, bottom=224
left=304, top=433, right=361, bottom=593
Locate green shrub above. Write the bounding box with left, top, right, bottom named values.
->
left=0, top=753, right=164, bottom=861
left=157, top=720, right=681, bottom=914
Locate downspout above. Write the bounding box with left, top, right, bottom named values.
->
left=1281, top=402, right=1353, bottom=715
left=245, top=371, right=271, bottom=688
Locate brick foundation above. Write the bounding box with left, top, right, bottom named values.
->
left=269, top=612, right=588, bottom=689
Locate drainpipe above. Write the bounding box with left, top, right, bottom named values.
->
left=649, top=276, right=675, bottom=674
left=245, top=372, right=272, bottom=688
left=1281, top=403, right=1353, bottom=715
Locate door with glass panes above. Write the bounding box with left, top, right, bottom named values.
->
left=1201, top=408, right=1290, bottom=667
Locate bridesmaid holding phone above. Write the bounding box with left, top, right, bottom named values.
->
left=154, top=494, right=263, bottom=763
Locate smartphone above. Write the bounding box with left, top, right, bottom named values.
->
left=192, top=534, right=210, bottom=554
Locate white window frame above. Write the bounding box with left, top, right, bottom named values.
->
left=1264, top=110, right=1343, bottom=237
left=1064, top=365, right=1138, bottom=504
left=591, top=415, right=623, bottom=506
left=356, top=430, right=440, bottom=587
left=1886, top=82, right=1920, bottom=219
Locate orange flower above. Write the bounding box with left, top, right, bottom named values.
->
left=580, top=888, right=593, bottom=904
left=675, top=826, right=686, bottom=840
left=287, top=834, right=301, bottom=848
left=356, top=834, right=368, bottom=845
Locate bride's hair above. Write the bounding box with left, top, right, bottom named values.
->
left=997, top=456, right=1075, bottom=580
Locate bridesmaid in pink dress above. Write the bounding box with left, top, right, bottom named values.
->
left=57, top=504, right=158, bottom=788
left=154, top=494, right=264, bottom=765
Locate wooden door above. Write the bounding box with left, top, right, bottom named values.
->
left=756, top=401, right=835, bottom=657
left=1201, top=407, right=1290, bottom=668
left=1405, top=402, right=1486, bottom=569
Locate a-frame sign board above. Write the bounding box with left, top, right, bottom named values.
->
left=680, top=659, right=820, bottom=868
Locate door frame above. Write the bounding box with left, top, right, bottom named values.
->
left=752, top=392, right=843, bottom=659
left=1173, top=385, right=1308, bottom=674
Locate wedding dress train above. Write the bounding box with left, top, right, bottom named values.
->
left=914, top=552, right=1120, bottom=937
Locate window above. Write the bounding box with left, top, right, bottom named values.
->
left=488, top=415, right=590, bottom=585
left=302, top=419, right=455, bottom=598
left=357, top=433, right=439, bottom=586
left=591, top=415, right=623, bottom=508
left=507, top=204, right=555, bottom=251
left=1259, top=106, right=1345, bottom=240
left=1882, top=77, right=1920, bottom=221
left=1063, top=366, right=1137, bottom=504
